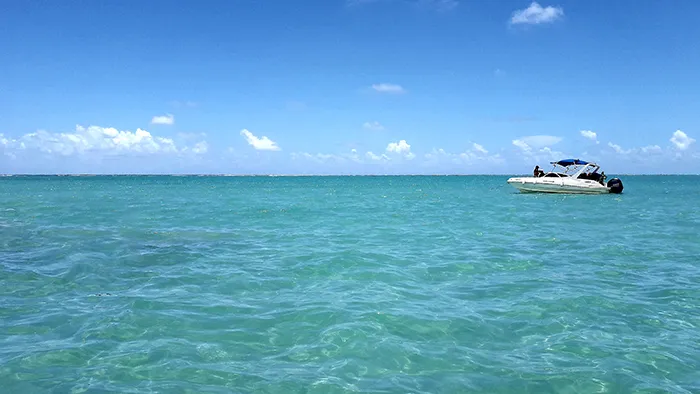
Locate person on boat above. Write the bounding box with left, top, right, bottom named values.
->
left=533, top=165, right=544, bottom=177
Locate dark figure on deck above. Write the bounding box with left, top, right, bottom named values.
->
left=533, top=166, right=544, bottom=177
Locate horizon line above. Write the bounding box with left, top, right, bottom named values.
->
left=2, top=173, right=700, bottom=177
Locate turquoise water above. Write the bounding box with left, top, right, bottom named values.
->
left=1, top=175, right=699, bottom=393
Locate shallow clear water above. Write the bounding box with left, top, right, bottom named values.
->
left=1, top=175, right=699, bottom=393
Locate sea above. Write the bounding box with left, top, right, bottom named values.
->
left=1, top=175, right=699, bottom=393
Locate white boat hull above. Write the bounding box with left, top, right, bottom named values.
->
left=507, top=176, right=611, bottom=194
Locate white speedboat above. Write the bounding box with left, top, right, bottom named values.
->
left=507, top=159, right=624, bottom=194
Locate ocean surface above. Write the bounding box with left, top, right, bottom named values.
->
left=1, top=175, right=699, bottom=393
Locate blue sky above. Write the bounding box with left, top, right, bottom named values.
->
left=1, top=0, right=699, bottom=174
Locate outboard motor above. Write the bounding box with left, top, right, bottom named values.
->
left=607, top=178, right=624, bottom=194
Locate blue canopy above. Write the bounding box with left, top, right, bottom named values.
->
left=551, top=159, right=589, bottom=166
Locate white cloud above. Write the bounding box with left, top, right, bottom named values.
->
left=670, top=130, right=695, bottom=150
left=523, top=135, right=562, bottom=147
left=150, top=114, right=174, bottom=125
left=349, top=149, right=362, bottom=163
left=0, top=133, right=14, bottom=159
left=461, top=143, right=501, bottom=163
left=512, top=135, right=562, bottom=152
left=0, top=125, right=186, bottom=157
left=386, top=139, right=415, bottom=159
left=363, top=121, right=385, bottom=131
left=366, top=151, right=389, bottom=162
left=529, top=146, right=565, bottom=162
left=424, top=148, right=449, bottom=160
left=240, top=129, right=281, bottom=151
left=512, top=139, right=531, bottom=151
left=386, top=140, right=410, bottom=154
left=580, top=130, right=598, bottom=143
left=512, top=137, right=566, bottom=163
left=641, top=145, right=662, bottom=154
left=424, top=148, right=464, bottom=166
left=510, top=2, right=564, bottom=25
left=192, top=141, right=209, bottom=154
left=608, top=142, right=632, bottom=155
left=424, top=144, right=503, bottom=166
left=371, top=83, right=406, bottom=94
left=472, top=143, right=488, bottom=155
left=291, top=152, right=344, bottom=163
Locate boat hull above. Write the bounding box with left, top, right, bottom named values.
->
left=507, top=177, right=611, bottom=194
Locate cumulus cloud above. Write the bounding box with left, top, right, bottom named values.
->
left=240, top=129, right=280, bottom=151
left=150, top=114, right=174, bottom=125
left=386, top=140, right=410, bottom=154
left=371, top=83, right=406, bottom=94
left=1, top=125, right=183, bottom=156
left=607, top=142, right=633, bottom=155
left=386, top=139, right=415, bottom=159
left=363, top=121, right=385, bottom=131
left=670, top=130, right=695, bottom=150
left=580, top=130, right=598, bottom=143
left=510, top=2, right=563, bottom=25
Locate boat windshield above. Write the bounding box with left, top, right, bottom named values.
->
left=549, top=161, right=600, bottom=177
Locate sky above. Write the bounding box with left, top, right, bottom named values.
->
left=1, top=0, right=699, bottom=175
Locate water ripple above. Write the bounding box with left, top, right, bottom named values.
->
left=1, top=175, right=699, bottom=393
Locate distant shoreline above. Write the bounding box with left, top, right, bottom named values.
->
left=1, top=173, right=698, bottom=177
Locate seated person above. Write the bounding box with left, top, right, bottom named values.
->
left=533, top=166, right=545, bottom=177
